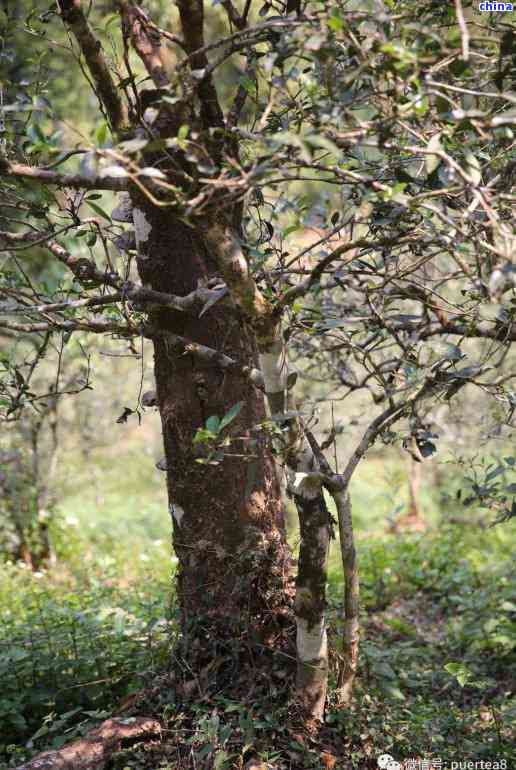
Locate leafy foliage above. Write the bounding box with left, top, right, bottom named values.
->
left=0, top=0, right=515, bottom=764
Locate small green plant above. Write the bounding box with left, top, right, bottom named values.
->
left=192, top=401, right=244, bottom=465
left=444, top=661, right=473, bottom=688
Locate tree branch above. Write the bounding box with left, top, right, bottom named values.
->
left=146, top=327, right=265, bottom=389
left=0, top=230, right=122, bottom=288
left=420, top=320, right=516, bottom=343
left=3, top=294, right=123, bottom=316
left=221, top=0, right=245, bottom=30
left=176, top=0, right=224, bottom=129
left=0, top=318, right=136, bottom=335
left=203, top=219, right=274, bottom=337
left=178, top=18, right=305, bottom=66
left=1, top=284, right=230, bottom=318
left=57, top=0, right=128, bottom=132
left=276, top=234, right=417, bottom=311
left=1, top=229, right=233, bottom=319
left=0, top=160, right=128, bottom=191
left=125, top=283, right=229, bottom=315
left=119, top=1, right=170, bottom=87
left=362, top=313, right=516, bottom=343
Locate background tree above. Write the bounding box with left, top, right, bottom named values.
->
left=0, top=0, right=514, bottom=736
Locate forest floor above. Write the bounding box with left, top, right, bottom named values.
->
left=0, top=440, right=514, bottom=769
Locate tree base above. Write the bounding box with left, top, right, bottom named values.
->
left=14, top=632, right=350, bottom=770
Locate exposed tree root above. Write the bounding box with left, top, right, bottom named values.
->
left=15, top=717, right=161, bottom=770
left=14, top=636, right=348, bottom=770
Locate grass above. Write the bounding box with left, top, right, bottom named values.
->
left=327, top=524, right=515, bottom=764
left=0, top=436, right=514, bottom=768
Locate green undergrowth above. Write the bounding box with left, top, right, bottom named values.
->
left=0, top=445, right=514, bottom=768
left=327, top=524, right=515, bottom=765
left=0, top=558, right=174, bottom=764
left=1, top=523, right=514, bottom=768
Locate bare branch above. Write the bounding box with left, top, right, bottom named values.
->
left=242, top=0, right=253, bottom=25
left=176, top=0, right=224, bottom=129
left=0, top=228, right=233, bottom=320
left=1, top=284, right=229, bottom=318
left=454, top=0, right=469, bottom=62
left=3, top=294, right=124, bottom=316
left=0, top=160, right=128, bottom=191
left=146, top=327, right=265, bottom=389
left=0, top=230, right=122, bottom=288
left=178, top=18, right=306, bottom=67
left=125, top=283, right=229, bottom=315
left=57, top=0, right=129, bottom=132
left=276, top=234, right=417, bottom=311
left=221, top=1, right=245, bottom=30
left=119, top=1, right=170, bottom=87
left=420, top=320, right=516, bottom=343
left=0, top=318, right=136, bottom=336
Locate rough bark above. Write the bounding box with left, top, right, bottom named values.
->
left=132, top=194, right=292, bottom=659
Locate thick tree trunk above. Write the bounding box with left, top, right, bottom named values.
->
left=133, top=197, right=293, bottom=662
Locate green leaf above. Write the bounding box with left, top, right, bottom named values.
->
left=485, top=465, right=504, bottom=483
left=444, top=661, right=472, bottom=687
left=283, top=224, right=301, bottom=238
left=86, top=201, right=112, bottom=223
left=328, top=12, right=344, bottom=32
left=381, top=683, right=406, bottom=701
left=196, top=744, right=213, bottom=760
left=213, top=750, right=229, bottom=770
left=206, top=415, right=221, bottom=433
left=219, top=401, right=243, bottom=431
left=239, top=75, right=256, bottom=94
left=374, top=660, right=396, bottom=679
left=104, top=13, right=119, bottom=30
left=95, top=122, right=109, bottom=146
